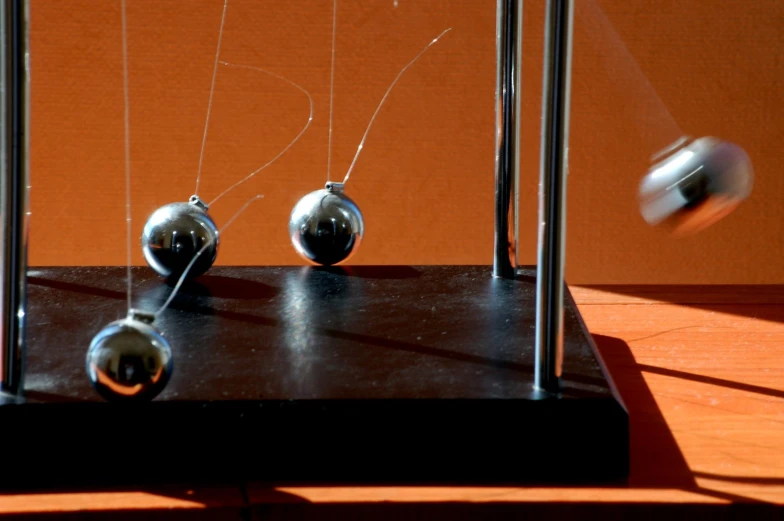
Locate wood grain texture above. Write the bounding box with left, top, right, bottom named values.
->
left=0, top=285, right=782, bottom=519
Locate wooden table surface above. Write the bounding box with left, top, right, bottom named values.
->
left=1, top=285, right=782, bottom=519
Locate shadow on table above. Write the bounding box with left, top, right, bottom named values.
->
left=591, top=335, right=692, bottom=489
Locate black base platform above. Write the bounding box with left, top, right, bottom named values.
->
left=3, top=265, right=627, bottom=488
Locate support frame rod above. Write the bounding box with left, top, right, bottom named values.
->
left=0, top=0, right=30, bottom=395
left=493, top=0, right=522, bottom=279
left=535, top=0, right=575, bottom=394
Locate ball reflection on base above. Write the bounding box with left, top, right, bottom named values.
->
left=289, top=182, right=364, bottom=266
left=639, top=137, right=753, bottom=235
left=142, top=195, right=219, bottom=279
left=86, top=311, right=173, bottom=402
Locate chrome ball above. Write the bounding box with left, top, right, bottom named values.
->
left=639, top=137, right=753, bottom=235
left=142, top=196, right=219, bottom=279
left=85, top=311, right=173, bottom=402
left=289, top=182, right=364, bottom=266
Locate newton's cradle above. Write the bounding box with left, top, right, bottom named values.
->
left=0, top=0, right=752, bottom=487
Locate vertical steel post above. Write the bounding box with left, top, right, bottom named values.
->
left=0, top=0, right=30, bottom=395
left=535, top=0, right=574, bottom=393
left=493, top=0, right=522, bottom=279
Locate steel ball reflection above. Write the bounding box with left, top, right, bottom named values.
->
left=142, top=195, right=219, bottom=279
left=85, top=311, right=173, bottom=402
left=639, top=137, right=753, bottom=235
left=289, top=182, right=364, bottom=266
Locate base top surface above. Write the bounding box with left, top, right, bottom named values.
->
left=24, top=265, right=613, bottom=402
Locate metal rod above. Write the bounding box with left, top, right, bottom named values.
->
left=493, top=0, right=522, bottom=279
left=535, top=0, right=574, bottom=393
left=0, top=0, right=30, bottom=395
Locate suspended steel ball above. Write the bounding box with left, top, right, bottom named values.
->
left=639, top=137, right=753, bottom=235
left=289, top=182, right=364, bottom=266
left=85, top=310, right=173, bottom=402
left=142, top=195, right=219, bottom=279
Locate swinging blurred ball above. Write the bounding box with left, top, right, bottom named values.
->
left=289, top=182, right=364, bottom=266
left=639, top=137, right=753, bottom=235
left=85, top=311, right=173, bottom=402
left=142, top=195, right=219, bottom=279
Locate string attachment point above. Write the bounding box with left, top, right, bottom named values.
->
left=650, top=135, right=692, bottom=165
left=189, top=194, right=209, bottom=211
left=325, top=181, right=344, bottom=193
left=128, top=308, right=156, bottom=325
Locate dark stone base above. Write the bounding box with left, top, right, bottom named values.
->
left=1, top=266, right=628, bottom=488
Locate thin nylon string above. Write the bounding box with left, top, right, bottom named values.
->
left=342, top=27, right=451, bottom=185
left=154, top=195, right=264, bottom=318
left=194, top=0, right=229, bottom=196
left=120, top=0, right=133, bottom=314
left=207, top=62, right=314, bottom=206
left=326, top=0, right=337, bottom=182
left=581, top=0, right=684, bottom=161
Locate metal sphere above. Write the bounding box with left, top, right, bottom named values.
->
left=85, top=311, right=173, bottom=402
left=289, top=182, right=364, bottom=266
left=142, top=196, right=219, bottom=279
left=639, top=137, right=753, bottom=235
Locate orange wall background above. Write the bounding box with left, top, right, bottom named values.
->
left=28, top=0, right=784, bottom=284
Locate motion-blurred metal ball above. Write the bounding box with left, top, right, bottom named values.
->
left=85, top=310, right=173, bottom=402
left=639, top=137, right=753, bottom=235
left=142, top=195, right=219, bottom=279
left=289, top=182, right=364, bottom=266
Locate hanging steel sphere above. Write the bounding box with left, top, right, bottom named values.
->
left=142, top=195, right=219, bottom=279
left=639, top=137, right=753, bottom=235
left=289, top=182, right=364, bottom=266
left=85, top=310, right=173, bottom=402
